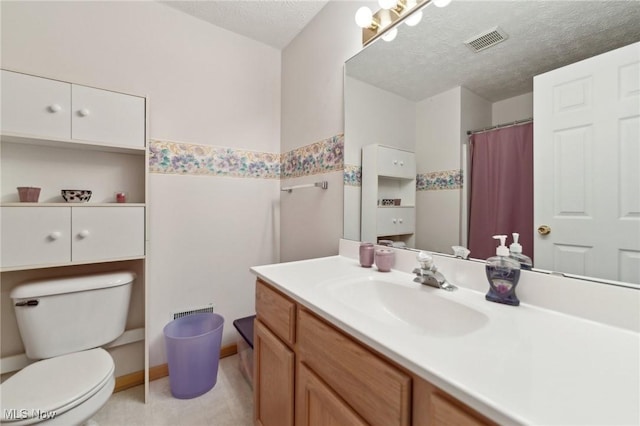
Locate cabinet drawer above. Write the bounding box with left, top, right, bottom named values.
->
left=256, top=280, right=296, bottom=346
left=297, top=309, right=411, bottom=426
left=297, top=362, right=368, bottom=426
left=1, top=70, right=71, bottom=139
left=430, top=392, right=492, bottom=426
left=377, top=207, right=415, bottom=236
left=1, top=207, right=71, bottom=268
left=377, top=146, right=416, bottom=179
left=71, top=207, right=145, bottom=262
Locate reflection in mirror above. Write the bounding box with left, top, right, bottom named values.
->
left=344, top=1, right=640, bottom=286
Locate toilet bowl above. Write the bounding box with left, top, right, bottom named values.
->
left=0, top=349, right=115, bottom=426
left=2, top=272, right=135, bottom=426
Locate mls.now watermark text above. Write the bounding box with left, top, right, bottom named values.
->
left=3, top=409, right=57, bottom=421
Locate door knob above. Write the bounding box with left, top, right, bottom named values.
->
left=537, top=225, right=551, bottom=235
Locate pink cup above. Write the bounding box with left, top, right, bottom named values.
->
left=17, top=187, right=41, bottom=202
left=359, top=243, right=374, bottom=268
left=374, top=248, right=395, bottom=272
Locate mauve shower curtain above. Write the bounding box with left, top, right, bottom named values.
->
left=468, top=122, right=534, bottom=261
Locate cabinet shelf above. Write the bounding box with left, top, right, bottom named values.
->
left=1, top=203, right=146, bottom=207
left=0, top=255, right=146, bottom=273
left=1, top=133, right=146, bottom=155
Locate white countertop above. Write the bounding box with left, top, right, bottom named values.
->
left=251, top=255, right=640, bottom=426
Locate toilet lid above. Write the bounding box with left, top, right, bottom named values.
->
left=0, top=348, right=114, bottom=423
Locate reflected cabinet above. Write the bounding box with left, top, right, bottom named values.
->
left=361, top=144, right=416, bottom=246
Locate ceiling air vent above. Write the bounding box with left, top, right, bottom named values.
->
left=464, top=27, right=508, bottom=53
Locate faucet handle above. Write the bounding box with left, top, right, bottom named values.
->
left=416, top=251, right=434, bottom=270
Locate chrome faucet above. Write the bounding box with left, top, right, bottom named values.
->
left=413, top=252, right=457, bottom=291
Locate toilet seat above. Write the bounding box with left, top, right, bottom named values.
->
left=0, top=348, right=114, bottom=424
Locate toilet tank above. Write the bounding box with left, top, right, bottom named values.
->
left=11, top=271, right=135, bottom=359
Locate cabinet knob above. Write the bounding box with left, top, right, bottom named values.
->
left=48, top=104, right=62, bottom=113
left=400, top=161, right=404, bottom=166
left=78, top=230, right=90, bottom=238
left=49, top=231, right=62, bottom=241
left=398, top=218, right=403, bottom=224
left=393, top=160, right=398, bottom=165
left=78, top=108, right=91, bottom=117
left=392, top=218, right=397, bottom=224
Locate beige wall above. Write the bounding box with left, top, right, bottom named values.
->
left=279, top=1, right=372, bottom=262
left=492, top=92, right=533, bottom=125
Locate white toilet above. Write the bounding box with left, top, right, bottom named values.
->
left=1, top=271, right=135, bottom=426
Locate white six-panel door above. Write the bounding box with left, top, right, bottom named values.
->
left=534, top=42, right=640, bottom=283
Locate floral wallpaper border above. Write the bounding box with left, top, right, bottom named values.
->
left=149, top=134, right=344, bottom=180
left=149, top=140, right=281, bottom=179
left=343, top=164, right=362, bottom=187
left=149, top=137, right=461, bottom=191
left=416, top=169, right=463, bottom=191
left=280, top=134, right=344, bottom=179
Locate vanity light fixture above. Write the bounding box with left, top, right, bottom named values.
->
left=381, top=27, right=398, bottom=42
left=356, top=0, right=449, bottom=46
left=404, top=0, right=423, bottom=26
left=433, top=0, right=452, bottom=7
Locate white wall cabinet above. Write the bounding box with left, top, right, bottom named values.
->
left=1, top=69, right=148, bottom=399
left=0, top=207, right=71, bottom=267
left=377, top=207, right=415, bottom=237
left=376, top=145, right=415, bottom=179
left=1, top=71, right=71, bottom=140
left=1, top=70, right=145, bottom=149
left=361, top=144, right=416, bottom=246
left=0, top=206, right=144, bottom=268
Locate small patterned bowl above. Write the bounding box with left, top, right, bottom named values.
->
left=61, top=189, right=92, bottom=203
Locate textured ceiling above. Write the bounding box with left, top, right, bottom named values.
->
left=346, top=1, right=640, bottom=102
left=161, top=0, right=330, bottom=49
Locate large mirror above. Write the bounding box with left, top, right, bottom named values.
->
left=344, top=0, right=640, bottom=287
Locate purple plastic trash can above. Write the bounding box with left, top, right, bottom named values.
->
left=163, top=313, right=224, bottom=399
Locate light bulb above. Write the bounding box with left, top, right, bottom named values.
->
left=433, top=0, right=452, bottom=7
left=382, top=27, right=398, bottom=42
left=405, top=10, right=422, bottom=26
left=378, top=0, right=398, bottom=10
left=355, top=7, right=374, bottom=28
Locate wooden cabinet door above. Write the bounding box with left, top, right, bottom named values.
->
left=1, top=207, right=71, bottom=268
left=297, top=362, right=368, bottom=426
left=255, top=319, right=294, bottom=426
left=298, top=309, right=411, bottom=426
left=1, top=70, right=71, bottom=139
left=71, top=207, right=145, bottom=262
left=71, top=84, right=145, bottom=148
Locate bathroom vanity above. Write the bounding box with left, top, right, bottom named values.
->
left=251, top=243, right=639, bottom=425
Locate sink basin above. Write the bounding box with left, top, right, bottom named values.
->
left=325, top=275, right=489, bottom=337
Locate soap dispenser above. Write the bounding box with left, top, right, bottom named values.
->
left=486, top=235, right=521, bottom=306
left=509, top=232, right=533, bottom=270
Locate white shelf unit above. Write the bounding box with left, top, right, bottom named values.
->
left=361, top=144, right=416, bottom=246
left=0, top=69, right=149, bottom=399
